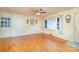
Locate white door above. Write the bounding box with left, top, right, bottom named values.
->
left=74, top=13, right=79, bottom=43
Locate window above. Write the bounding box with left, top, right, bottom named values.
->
left=47, top=18, right=57, bottom=30
left=45, top=16, right=63, bottom=31
left=0, top=17, right=10, bottom=27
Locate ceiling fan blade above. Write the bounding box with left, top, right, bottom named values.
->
left=31, top=9, right=38, bottom=12
left=40, top=12, right=47, bottom=13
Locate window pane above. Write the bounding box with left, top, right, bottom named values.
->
left=1, top=24, right=4, bottom=27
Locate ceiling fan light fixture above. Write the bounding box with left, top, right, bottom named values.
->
left=36, top=12, right=41, bottom=15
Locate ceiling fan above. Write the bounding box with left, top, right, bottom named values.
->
left=32, top=8, right=47, bottom=15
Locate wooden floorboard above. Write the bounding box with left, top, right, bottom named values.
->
left=0, top=33, right=78, bottom=52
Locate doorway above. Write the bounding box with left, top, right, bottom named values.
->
left=67, top=13, right=79, bottom=49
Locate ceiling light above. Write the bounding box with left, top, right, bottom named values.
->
left=36, top=12, right=41, bottom=15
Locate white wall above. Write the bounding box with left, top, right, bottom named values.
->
left=43, top=8, right=79, bottom=42
left=0, top=12, right=43, bottom=38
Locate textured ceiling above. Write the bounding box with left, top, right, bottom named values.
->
left=0, top=7, right=74, bottom=17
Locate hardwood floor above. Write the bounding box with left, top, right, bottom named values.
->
left=0, top=33, right=78, bottom=52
